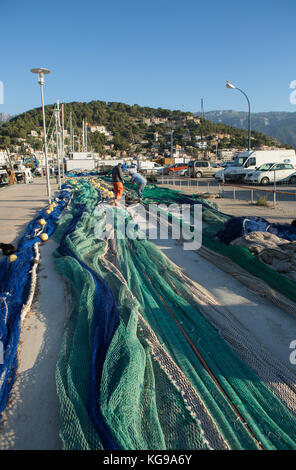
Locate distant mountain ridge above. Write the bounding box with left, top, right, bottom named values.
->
left=202, top=110, right=296, bottom=148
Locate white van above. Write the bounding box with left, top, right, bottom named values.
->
left=215, top=150, right=296, bottom=183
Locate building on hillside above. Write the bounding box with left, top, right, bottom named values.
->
left=217, top=133, right=231, bottom=140
left=30, top=130, right=39, bottom=137
left=217, top=150, right=238, bottom=161
left=186, top=116, right=201, bottom=124
left=89, top=125, right=112, bottom=137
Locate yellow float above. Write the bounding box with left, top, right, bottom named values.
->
left=40, top=233, right=49, bottom=242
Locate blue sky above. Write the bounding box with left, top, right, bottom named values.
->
left=1, top=0, right=296, bottom=116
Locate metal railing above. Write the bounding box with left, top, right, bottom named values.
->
left=156, top=175, right=296, bottom=213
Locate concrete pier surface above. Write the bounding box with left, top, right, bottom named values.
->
left=0, top=178, right=58, bottom=245
left=0, top=179, right=67, bottom=449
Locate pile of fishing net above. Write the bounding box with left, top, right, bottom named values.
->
left=52, top=179, right=296, bottom=450
left=230, top=231, right=296, bottom=283
left=217, top=216, right=296, bottom=245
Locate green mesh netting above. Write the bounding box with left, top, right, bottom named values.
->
left=54, top=181, right=211, bottom=450
left=53, top=179, right=296, bottom=450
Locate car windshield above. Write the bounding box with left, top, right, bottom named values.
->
left=231, top=156, right=248, bottom=166
left=257, top=163, right=274, bottom=171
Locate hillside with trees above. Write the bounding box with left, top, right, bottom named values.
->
left=0, top=101, right=290, bottom=157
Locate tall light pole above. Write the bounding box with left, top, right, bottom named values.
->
left=30, top=67, right=51, bottom=202
left=226, top=81, right=251, bottom=151
left=54, top=100, right=62, bottom=189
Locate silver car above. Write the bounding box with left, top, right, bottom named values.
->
left=244, top=162, right=296, bottom=185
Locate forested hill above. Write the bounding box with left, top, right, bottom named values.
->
left=0, top=100, right=290, bottom=154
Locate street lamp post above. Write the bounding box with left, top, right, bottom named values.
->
left=30, top=67, right=51, bottom=202
left=226, top=81, right=251, bottom=151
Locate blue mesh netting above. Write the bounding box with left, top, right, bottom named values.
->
left=0, top=189, right=71, bottom=420
left=56, top=202, right=120, bottom=449
left=217, top=216, right=296, bottom=244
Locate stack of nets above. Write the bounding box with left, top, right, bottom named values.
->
left=53, top=179, right=296, bottom=450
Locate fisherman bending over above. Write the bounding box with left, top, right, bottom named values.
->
left=130, top=172, right=147, bottom=200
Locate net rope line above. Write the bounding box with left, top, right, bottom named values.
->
left=20, top=243, right=40, bottom=322
left=148, top=206, right=296, bottom=416
left=101, top=241, right=229, bottom=450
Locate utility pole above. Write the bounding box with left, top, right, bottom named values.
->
left=82, top=119, right=85, bottom=152
left=55, top=100, right=61, bottom=189
left=70, top=112, right=73, bottom=153
left=201, top=98, right=207, bottom=160
left=170, top=130, right=174, bottom=161
left=61, top=103, right=65, bottom=180
left=85, top=121, right=88, bottom=152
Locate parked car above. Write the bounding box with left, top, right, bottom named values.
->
left=186, top=160, right=220, bottom=178
left=244, top=162, right=296, bottom=185
left=163, top=163, right=188, bottom=175
left=216, top=149, right=296, bottom=183
left=175, top=168, right=188, bottom=176
left=125, top=164, right=138, bottom=175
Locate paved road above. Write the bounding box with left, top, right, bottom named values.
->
left=157, top=176, right=296, bottom=201
left=0, top=178, right=58, bottom=245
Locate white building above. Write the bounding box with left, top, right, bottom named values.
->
left=90, top=125, right=112, bottom=137
left=0, top=152, right=8, bottom=166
